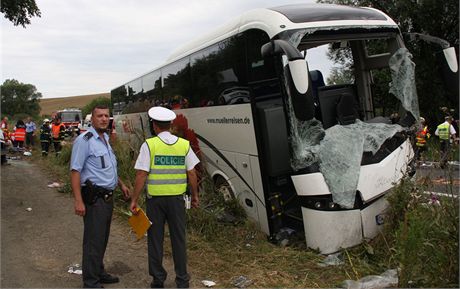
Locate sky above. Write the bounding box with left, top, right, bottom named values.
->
left=1, top=0, right=321, bottom=99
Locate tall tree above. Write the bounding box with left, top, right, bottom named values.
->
left=319, top=0, right=459, bottom=125
left=81, top=97, right=112, bottom=118
left=0, top=0, right=41, bottom=28
left=1, top=79, right=42, bottom=117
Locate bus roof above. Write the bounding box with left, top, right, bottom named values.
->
left=166, top=3, right=397, bottom=63
left=115, top=3, right=397, bottom=89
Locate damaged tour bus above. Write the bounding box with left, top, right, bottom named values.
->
left=111, top=4, right=458, bottom=253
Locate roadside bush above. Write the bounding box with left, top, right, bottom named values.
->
left=49, top=143, right=72, bottom=167
left=425, top=138, right=459, bottom=163
left=384, top=176, right=459, bottom=287
left=186, top=174, right=247, bottom=241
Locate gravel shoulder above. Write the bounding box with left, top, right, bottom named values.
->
left=1, top=157, right=180, bottom=288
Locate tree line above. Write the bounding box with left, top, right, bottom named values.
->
left=1, top=0, right=458, bottom=128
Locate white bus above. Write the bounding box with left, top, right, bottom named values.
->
left=111, top=4, right=458, bottom=253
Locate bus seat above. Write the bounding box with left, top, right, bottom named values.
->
left=318, top=84, right=358, bottom=129
left=310, top=70, right=325, bottom=99
left=336, top=91, right=359, bottom=125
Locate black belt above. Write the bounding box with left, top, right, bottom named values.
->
left=81, top=185, right=114, bottom=204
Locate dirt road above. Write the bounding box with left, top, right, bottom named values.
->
left=1, top=157, right=181, bottom=288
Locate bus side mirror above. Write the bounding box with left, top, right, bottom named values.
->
left=439, top=47, right=459, bottom=99
left=261, top=40, right=315, bottom=121
left=443, top=47, right=458, bottom=73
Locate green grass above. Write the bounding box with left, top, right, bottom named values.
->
left=423, top=137, right=459, bottom=163
left=28, top=137, right=459, bottom=288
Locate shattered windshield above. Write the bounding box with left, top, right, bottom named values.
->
left=281, top=29, right=418, bottom=208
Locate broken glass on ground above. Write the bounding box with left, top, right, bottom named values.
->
left=317, top=252, right=344, bottom=267
left=273, top=227, right=296, bottom=247
left=343, top=269, right=398, bottom=289
left=68, top=263, right=82, bottom=275
left=231, top=275, right=253, bottom=288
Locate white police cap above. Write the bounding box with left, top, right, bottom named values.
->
left=148, top=106, right=176, bottom=122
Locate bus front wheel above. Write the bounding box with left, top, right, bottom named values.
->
left=213, top=176, right=235, bottom=201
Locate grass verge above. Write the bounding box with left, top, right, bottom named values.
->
left=26, top=137, right=459, bottom=287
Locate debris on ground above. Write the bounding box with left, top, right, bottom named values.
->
left=10, top=147, right=26, bottom=153
left=272, top=227, right=296, bottom=247
left=47, top=182, right=62, bottom=188
left=201, top=280, right=216, bottom=287
left=343, top=269, right=398, bottom=289
left=317, top=252, right=344, bottom=267
left=231, top=275, right=253, bottom=288
left=68, top=263, right=82, bottom=275
left=7, top=156, right=21, bottom=160
left=448, top=161, right=460, bottom=170
left=216, top=211, right=238, bottom=224
left=25, top=207, right=32, bottom=212
left=23, top=151, right=32, bottom=156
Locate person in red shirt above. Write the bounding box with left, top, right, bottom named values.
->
left=13, top=120, right=26, bottom=149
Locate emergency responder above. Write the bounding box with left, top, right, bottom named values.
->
left=415, top=117, right=430, bottom=162
left=13, top=120, right=27, bottom=149
left=130, top=106, right=200, bottom=288
left=51, top=117, right=66, bottom=156
left=435, top=116, right=457, bottom=168
left=70, top=105, right=131, bottom=288
left=40, top=119, right=52, bottom=156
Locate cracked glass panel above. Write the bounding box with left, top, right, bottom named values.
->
left=283, top=32, right=416, bottom=209
left=285, top=90, right=325, bottom=170
left=389, top=48, right=420, bottom=121
left=318, top=120, right=403, bottom=208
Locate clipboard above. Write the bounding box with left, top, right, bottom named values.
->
left=128, top=208, right=152, bottom=239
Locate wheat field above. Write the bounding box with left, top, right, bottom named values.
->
left=39, top=92, right=110, bottom=116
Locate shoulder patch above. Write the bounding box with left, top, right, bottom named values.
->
left=83, top=132, right=93, bottom=141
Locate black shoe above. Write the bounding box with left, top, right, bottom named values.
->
left=150, top=281, right=164, bottom=288
left=83, top=284, right=104, bottom=288
left=99, top=273, right=119, bottom=284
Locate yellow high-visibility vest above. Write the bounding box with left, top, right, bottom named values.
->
left=437, top=123, right=450, bottom=140
left=146, top=136, right=190, bottom=196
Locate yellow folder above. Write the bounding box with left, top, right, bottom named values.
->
left=128, top=208, right=152, bottom=239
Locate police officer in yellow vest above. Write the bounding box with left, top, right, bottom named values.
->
left=130, top=106, right=199, bottom=288
left=435, top=116, right=457, bottom=168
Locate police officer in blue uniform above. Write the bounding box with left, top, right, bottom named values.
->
left=70, top=104, right=130, bottom=288
left=130, top=106, right=199, bottom=288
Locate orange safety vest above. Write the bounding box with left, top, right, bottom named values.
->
left=416, top=126, right=428, bottom=147
left=52, top=123, right=65, bottom=139
left=14, top=127, right=26, bottom=141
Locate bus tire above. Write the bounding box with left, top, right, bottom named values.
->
left=213, top=176, right=234, bottom=201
